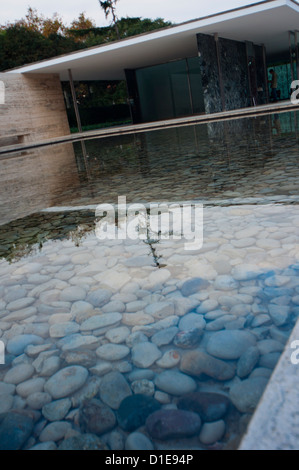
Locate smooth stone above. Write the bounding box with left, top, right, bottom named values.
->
left=146, top=409, right=202, bottom=440
left=205, top=315, right=237, bottom=331
left=0, top=411, right=34, bottom=450
left=96, top=344, right=130, bottom=361
left=29, top=442, right=57, bottom=450
left=26, top=392, right=52, bottom=410
left=178, top=313, right=206, bottom=331
left=148, top=269, right=171, bottom=287
left=4, top=364, right=35, bottom=385
left=58, top=334, right=99, bottom=352
left=232, top=264, right=263, bottom=281
left=102, top=300, right=126, bottom=313
left=237, top=347, right=260, bottom=378
left=180, top=350, right=235, bottom=381
left=173, top=329, right=204, bottom=349
left=99, top=372, right=132, bottom=410
left=196, top=299, right=219, bottom=314
left=206, top=330, right=257, bottom=360
left=105, top=326, right=130, bottom=344
left=252, top=314, right=272, bottom=328
left=3, top=307, right=37, bottom=322
left=181, top=278, right=210, bottom=297
left=259, top=352, right=281, bottom=369
left=257, top=339, right=284, bottom=355
left=49, top=322, right=80, bottom=338
left=79, top=398, right=116, bottom=435
left=0, top=395, right=14, bottom=413
left=60, top=286, right=86, bottom=302
left=36, top=356, right=61, bottom=377
left=264, top=275, right=291, bottom=287
left=16, top=377, right=45, bottom=398
left=124, top=256, right=154, bottom=267
left=80, top=313, right=122, bottom=332
left=131, top=342, right=162, bottom=368
left=199, top=420, right=226, bottom=445
left=122, top=313, right=154, bottom=326
left=125, top=432, right=154, bottom=451
left=145, top=302, right=175, bottom=319
left=229, top=377, right=268, bottom=413
left=44, top=366, right=89, bottom=399
left=6, top=297, right=35, bottom=311
left=131, top=379, right=155, bottom=396
left=117, top=394, right=161, bottom=432
left=268, top=305, right=290, bottom=326
left=58, top=434, right=109, bottom=450
left=42, top=398, right=72, bottom=421
left=178, top=392, right=230, bottom=422
left=39, top=421, right=72, bottom=442
left=126, top=300, right=147, bottom=312
left=6, top=334, right=44, bottom=356
left=151, top=327, right=178, bottom=347
left=4, top=287, right=27, bottom=303
left=86, top=289, right=112, bottom=307
left=213, top=275, right=238, bottom=291
left=154, top=370, right=197, bottom=396
left=99, top=271, right=131, bottom=291
left=156, top=350, right=181, bottom=369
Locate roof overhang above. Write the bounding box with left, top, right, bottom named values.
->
left=6, top=0, right=299, bottom=81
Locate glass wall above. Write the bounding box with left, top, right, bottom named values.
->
left=135, top=57, right=205, bottom=122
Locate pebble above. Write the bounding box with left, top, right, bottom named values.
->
left=60, top=286, right=86, bottom=302
left=156, top=350, right=181, bottom=368
left=155, top=370, right=197, bottom=396
left=105, top=326, right=130, bottom=344
left=44, top=366, right=89, bottom=399
left=206, top=330, right=257, bottom=360
left=199, top=420, right=226, bottom=445
left=99, top=371, right=132, bottom=410
left=96, top=344, right=130, bottom=361
left=117, top=394, right=161, bottom=432
left=86, top=289, right=112, bottom=307
left=131, top=342, right=162, bottom=368
left=131, top=379, right=155, bottom=396
left=180, top=350, right=235, bottom=381
left=0, top=411, right=34, bottom=450
left=42, top=398, right=72, bottom=421
left=58, top=434, right=109, bottom=450
left=79, top=398, right=116, bottom=435
left=145, top=302, right=175, bottom=319
left=4, top=364, right=35, bottom=385
left=26, top=392, right=52, bottom=410
left=229, top=377, right=268, bottom=413
left=6, top=334, right=44, bottom=356
left=146, top=409, right=202, bottom=440
left=181, top=278, right=210, bottom=297
left=151, top=327, right=178, bottom=347
left=49, top=322, right=80, bottom=338
left=39, top=421, right=72, bottom=442
left=237, top=346, right=260, bottom=378
left=178, top=392, right=230, bottom=422
left=125, top=432, right=155, bottom=450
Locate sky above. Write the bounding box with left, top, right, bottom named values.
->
left=0, top=0, right=264, bottom=27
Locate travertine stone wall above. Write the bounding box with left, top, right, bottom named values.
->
left=0, top=73, right=70, bottom=146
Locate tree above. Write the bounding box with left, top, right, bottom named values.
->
left=99, top=0, right=121, bottom=40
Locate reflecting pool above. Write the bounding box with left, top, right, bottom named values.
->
left=0, top=111, right=298, bottom=450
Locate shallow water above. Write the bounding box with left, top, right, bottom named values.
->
left=0, top=111, right=298, bottom=450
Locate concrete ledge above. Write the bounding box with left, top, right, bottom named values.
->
left=0, top=100, right=298, bottom=156
left=239, top=318, right=299, bottom=450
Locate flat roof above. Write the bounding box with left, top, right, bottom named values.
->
left=6, top=0, right=299, bottom=81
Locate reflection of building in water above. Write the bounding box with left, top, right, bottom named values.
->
left=0, top=143, right=79, bottom=225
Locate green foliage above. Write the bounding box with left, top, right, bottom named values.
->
left=0, top=25, right=82, bottom=71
